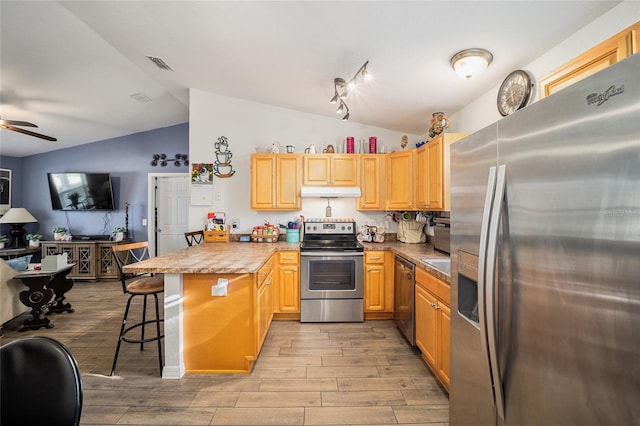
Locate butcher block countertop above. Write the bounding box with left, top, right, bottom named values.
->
left=124, top=240, right=450, bottom=281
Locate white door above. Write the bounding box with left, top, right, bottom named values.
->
left=155, top=175, right=189, bottom=255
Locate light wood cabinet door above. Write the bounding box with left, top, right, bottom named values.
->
left=416, top=267, right=452, bottom=392
left=540, top=22, right=640, bottom=98
left=363, top=251, right=394, bottom=319
left=303, top=155, right=358, bottom=186
left=415, top=145, right=428, bottom=209
left=427, top=137, right=444, bottom=209
left=438, top=302, right=451, bottom=391
left=251, top=155, right=276, bottom=209
left=415, top=138, right=445, bottom=210
left=415, top=284, right=438, bottom=368
left=358, top=154, right=385, bottom=210
left=331, top=155, right=358, bottom=186
left=275, top=252, right=300, bottom=314
left=257, top=270, right=274, bottom=350
left=364, top=263, right=385, bottom=312
left=416, top=133, right=467, bottom=212
left=251, top=154, right=301, bottom=210
left=275, top=155, right=302, bottom=210
left=386, top=150, right=415, bottom=210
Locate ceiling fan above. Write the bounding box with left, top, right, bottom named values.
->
left=0, top=117, right=57, bottom=141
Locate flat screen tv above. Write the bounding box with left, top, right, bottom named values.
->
left=48, top=172, right=115, bottom=211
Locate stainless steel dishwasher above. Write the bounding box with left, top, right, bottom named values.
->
left=393, top=255, right=416, bottom=345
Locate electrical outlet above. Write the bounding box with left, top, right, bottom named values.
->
left=232, top=219, right=239, bottom=229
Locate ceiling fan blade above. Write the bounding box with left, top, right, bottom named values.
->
left=0, top=119, right=38, bottom=128
left=0, top=124, right=57, bottom=141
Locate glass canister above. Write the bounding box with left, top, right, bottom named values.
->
left=369, top=137, right=377, bottom=153
left=346, top=136, right=355, bottom=153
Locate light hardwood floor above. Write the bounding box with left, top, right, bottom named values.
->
left=1, top=279, right=449, bottom=425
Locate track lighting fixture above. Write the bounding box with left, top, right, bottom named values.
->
left=150, top=153, right=189, bottom=167
left=329, top=61, right=370, bottom=121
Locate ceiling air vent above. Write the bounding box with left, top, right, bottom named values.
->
left=130, top=92, right=153, bottom=103
left=146, top=55, right=173, bottom=71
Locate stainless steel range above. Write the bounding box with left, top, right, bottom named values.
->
left=299, top=219, right=364, bottom=322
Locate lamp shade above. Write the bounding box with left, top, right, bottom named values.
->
left=451, top=48, right=493, bottom=80
left=0, top=207, right=38, bottom=224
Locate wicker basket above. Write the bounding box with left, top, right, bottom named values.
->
left=251, top=226, right=280, bottom=243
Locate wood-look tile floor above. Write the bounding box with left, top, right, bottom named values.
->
left=1, top=280, right=449, bottom=425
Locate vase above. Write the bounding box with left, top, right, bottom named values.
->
left=54, top=232, right=64, bottom=241
left=0, top=242, right=4, bottom=249
left=29, top=240, right=40, bottom=248
left=114, top=232, right=124, bottom=242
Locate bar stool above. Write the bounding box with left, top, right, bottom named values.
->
left=184, top=230, right=204, bottom=246
left=110, top=241, right=164, bottom=376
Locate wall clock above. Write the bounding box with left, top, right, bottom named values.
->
left=497, top=70, right=534, bottom=116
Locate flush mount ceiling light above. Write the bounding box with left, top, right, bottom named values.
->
left=450, top=48, right=493, bottom=80
left=329, top=60, right=371, bottom=121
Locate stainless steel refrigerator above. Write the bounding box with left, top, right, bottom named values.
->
left=449, top=53, right=639, bottom=425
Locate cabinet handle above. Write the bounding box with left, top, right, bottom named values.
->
left=266, top=279, right=272, bottom=285
left=430, top=303, right=437, bottom=308
left=370, top=257, right=381, bottom=261
left=367, top=268, right=372, bottom=272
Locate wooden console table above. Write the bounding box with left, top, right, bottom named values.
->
left=41, top=240, right=129, bottom=280
left=14, top=264, right=75, bottom=332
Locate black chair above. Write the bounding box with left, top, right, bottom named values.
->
left=184, top=230, right=204, bottom=246
left=111, top=241, right=164, bottom=376
left=0, top=336, right=83, bottom=426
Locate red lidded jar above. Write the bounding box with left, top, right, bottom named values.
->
left=346, top=137, right=355, bottom=153
left=369, top=137, right=377, bottom=153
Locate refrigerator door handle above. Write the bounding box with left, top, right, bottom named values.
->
left=486, top=164, right=507, bottom=420
left=477, top=166, right=497, bottom=413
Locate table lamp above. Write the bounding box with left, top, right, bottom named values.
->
left=0, top=207, right=38, bottom=248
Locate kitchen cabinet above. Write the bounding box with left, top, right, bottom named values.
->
left=257, top=257, right=274, bottom=350
left=357, top=154, right=385, bottom=211
left=385, top=150, right=415, bottom=210
left=274, top=251, right=300, bottom=319
left=364, top=251, right=394, bottom=319
left=303, top=154, right=358, bottom=186
left=415, top=267, right=451, bottom=391
left=251, top=154, right=302, bottom=210
left=42, top=240, right=126, bottom=280
left=540, top=22, right=639, bottom=98
left=182, top=258, right=275, bottom=373
left=415, top=133, right=467, bottom=211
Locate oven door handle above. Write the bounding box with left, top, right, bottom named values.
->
left=300, top=251, right=364, bottom=257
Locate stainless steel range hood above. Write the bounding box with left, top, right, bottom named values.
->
left=300, top=186, right=362, bottom=198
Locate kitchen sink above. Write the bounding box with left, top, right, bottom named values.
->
left=420, top=258, right=451, bottom=275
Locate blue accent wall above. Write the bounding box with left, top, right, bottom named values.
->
left=0, top=123, right=188, bottom=241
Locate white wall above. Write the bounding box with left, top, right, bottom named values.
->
left=451, top=2, right=640, bottom=135
left=188, top=90, right=420, bottom=233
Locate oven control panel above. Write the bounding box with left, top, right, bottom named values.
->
left=304, top=221, right=355, bottom=235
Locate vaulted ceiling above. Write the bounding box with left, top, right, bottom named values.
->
left=0, top=1, right=621, bottom=157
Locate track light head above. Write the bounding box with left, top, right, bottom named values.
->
left=328, top=61, right=369, bottom=121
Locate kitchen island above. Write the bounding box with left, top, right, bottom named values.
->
left=124, top=240, right=448, bottom=378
